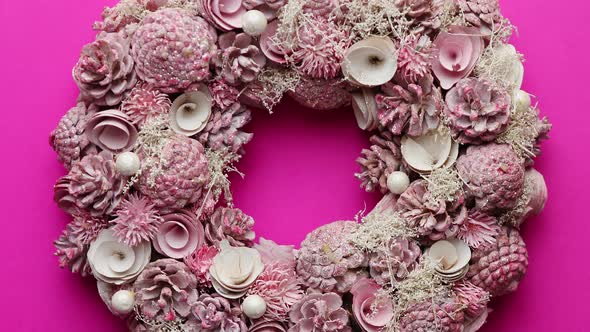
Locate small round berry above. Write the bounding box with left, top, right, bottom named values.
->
left=241, top=10, right=268, bottom=36
left=387, top=171, right=410, bottom=194
left=111, top=290, right=135, bottom=315
left=241, top=294, right=267, bottom=319
left=116, top=151, right=141, bottom=176
left=515, top=90, right=531, bottom=111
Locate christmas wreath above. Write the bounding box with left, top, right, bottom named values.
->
left=50, top=0, right=551, bottom=331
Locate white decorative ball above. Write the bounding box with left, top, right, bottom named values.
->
left=115, top=152, right=140, bottom=176
left=241, top=294, right=267, bottom=319
left=515, top=90, right=532, bottom=112
left=241, top=10, right=268, bottom=36
left=387, top=171, right=410, bottom=195
left=111, top=290, right=135, bottom=315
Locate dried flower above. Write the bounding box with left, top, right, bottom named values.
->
left=184, top=245, right=219, bottom=287
left=110, top=194, right=162, bottom=247
left=121, top=82, right=171, bottom=127
left=254, top=237, right=296, bottom=268
left=209, top=79, right=240, bottom=110
left=73, top=32, right=137, bottom=106
left=87, top=228, right=151, bottom=285
left=453, top=281, right=490, bottom=318
left=209, top=241, right=265, bottom=298
left=196, top=103, right=253, bottom=154
left=457, top=210, right=500, bottom=249
left=196, top=0, right=247, bottom=31
left=154, top=210, right=205, bottom=259
left=248, top=263, right=304, bottom=321
left=369, top=237, right=422, bottom=286
left=350, top=278, right=394, bottom=332
left=395, top=35, right=433, bottom=85
left=431, top=26, right=484, bottom=89
left=85, top=110, right=138, bottom=153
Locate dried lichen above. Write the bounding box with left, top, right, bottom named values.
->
left=497, top=104, right=541, bottom=160
left=241, top=67, right=300, bottom=112
left=350, top=210, right=417, bottom=252
left=194, top=148, right=243, bottom=219
left=130, top=115, right=174, bottom=188
left=422, top=167, right=464, bottom=203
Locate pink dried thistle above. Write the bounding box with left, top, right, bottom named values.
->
left=395, top=35, right=434, bottom=85
left=453, top=281, right=490, bottom=318
left=291, top=19, right=350, bottom=80
left=184, top=245, right=219, bottom=287
left=376, top=74, right=442, bottom=137
left=457, top=210, right=500, bottom=249
left=247, top=263, right=304, bottom=321
left=209, top=79, right=240, bottom=110
left=69, top=212, right=109, bottom=246
left=110, top=193, right=163, bottom=247
left=121, top=82, right=171, bottom=126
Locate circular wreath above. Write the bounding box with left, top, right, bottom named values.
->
left=50, top=0, right=551, bottom=331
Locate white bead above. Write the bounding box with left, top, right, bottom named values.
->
left=515, top=90, right=531, bottom=112
left=111, top=290, right=135, bottom=315
left=387, top=171, right=410, bottom=195
left=115, top=152, right=140, bottom=176
left=241, top=295, right=267, bottom=319
left=241, top=10, right=268, bottom=36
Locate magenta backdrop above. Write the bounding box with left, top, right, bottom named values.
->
left=0, top=0, right=588, bottom=331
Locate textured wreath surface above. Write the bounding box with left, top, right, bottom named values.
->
left=51, top=0, right=551, bottom=331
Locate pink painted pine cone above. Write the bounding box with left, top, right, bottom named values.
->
left=287, top=76, right=351, bottom=111
left=49, top=102, right=97, bottom=169
left=73, top=32, right=137, bottom=106
left=192, top=293, right=247, bottom=331
left=296, top=221, right=368, bottom=293
left=457, top=0, right=502, bottom=31
left=133, top=259, right=199, bottom=320
left=355, top=131, right=402, bottom=193
left=289, top=293, right=351, bottom=332
left=213, top=32, right=266, bottom=85
left=376, top=74, right=442, bottom=137
left=196, top=103, right=253, bottom=154
left=131, top=8, right=217, bottom=93
left=445, top=78, right=511, bottom=144
left=55, top=153, right=125, bottom=216
left=398, top=300, right=465, bottom=332
left=204, top=207, right=256, bottom=247
left=137, top=135, right=210, bottom=213
left=395, top=180, right=465, bottom=242
left=396, top=35, right=434, bottom=85
left=369, top=237, right=422, bottom=286
left=457, top=143, right=525, bottom=212
left=395, top=0, right=443, bottom=34
left=466, top=226, right=528, bottom=297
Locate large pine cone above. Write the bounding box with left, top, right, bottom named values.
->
left=137, top=135, right=210, bottom=213
left=399, top=300, right=465, bottom=332
left=444, top=78, right=511, bottom=144
left=296, top=221, right=368, bottom=293
left=457, top=0, right=502, bottom=31
left=196, top=103, right=253, bottom=154
left=133, top=259, right=199, bottom=320
left=457, top=143, right=525, bottom=212
left=395, top=180, right=464, bottom=242
left=466, top=226, right=528, bottom=296
left=355, top=131, right=402, bottom=194
left=55, top=153, right=125, bottom=216
left=369, top=237, right=421, bottom=286
left=49, top=102, right=97, bottom=169
left=73, top=32, right=137, bottom=106
left=204, top=207, right=255, bottom=247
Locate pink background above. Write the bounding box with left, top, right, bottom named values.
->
left=0, top=0, right=589, bottom=330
